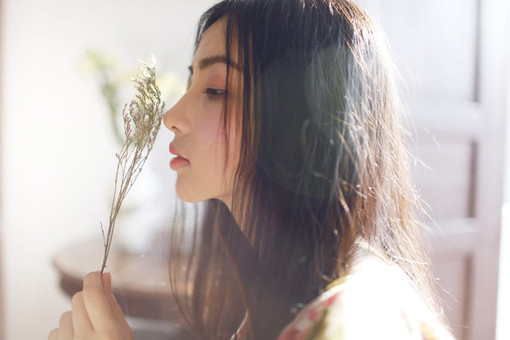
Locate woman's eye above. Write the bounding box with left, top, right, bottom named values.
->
left=203, top=88, right=227, bottom=98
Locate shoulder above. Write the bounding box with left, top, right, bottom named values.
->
left=277, top=256, right=454, bottom=340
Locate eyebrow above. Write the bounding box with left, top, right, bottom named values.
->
left=188, top=54, right=241, bottom=74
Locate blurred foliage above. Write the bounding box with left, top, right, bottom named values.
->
left=83, top=49, right=186, bottom=144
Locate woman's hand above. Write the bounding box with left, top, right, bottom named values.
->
left=48, top=271, right=133, bottom=340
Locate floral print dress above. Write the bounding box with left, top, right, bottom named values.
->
left=277, top=256, right=455, bottom=340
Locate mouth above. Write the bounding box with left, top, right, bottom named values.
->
left=169, top=144, right=190, bottom=170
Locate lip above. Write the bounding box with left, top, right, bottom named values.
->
left=169, top=144, right=188, bottom=160
left=169, top=143, right=190, bottom=170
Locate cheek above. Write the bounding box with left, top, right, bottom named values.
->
left=188, top=118, right=231, bottom=195
left=196, top=117, right=227, bottom=164
left=195, top=103, right=241, bottom=176
left=196, top=107, right=224, bottom=139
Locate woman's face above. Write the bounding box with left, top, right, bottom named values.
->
left=164, top=19, right=241, bottom=208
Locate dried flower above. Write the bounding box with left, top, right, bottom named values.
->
left=100, top=56, right=165, bottom=273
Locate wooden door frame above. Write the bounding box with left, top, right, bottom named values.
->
left=468, top=0, right=509, bottom=339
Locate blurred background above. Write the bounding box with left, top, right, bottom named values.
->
left=0, top=0, right=509, bottom=339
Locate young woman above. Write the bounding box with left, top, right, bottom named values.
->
left=49, top=0, right=455, bottom=339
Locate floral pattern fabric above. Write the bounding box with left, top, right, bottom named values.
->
left=277, top=258, right=455, bottom=340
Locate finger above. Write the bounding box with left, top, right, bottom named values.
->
left=82, top=271, right=118, bottom=331
left=48, top=328, right=58, bottom=340
left=58, top=311, right=73, bottom=339
left=71, top=292, right=93, bottom=335
left=102, top=272, right=131, bottom=329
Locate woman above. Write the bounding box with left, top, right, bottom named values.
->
left=49, top=0, right=454, bottom=339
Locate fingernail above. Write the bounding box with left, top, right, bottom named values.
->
left=102, top=272, right=111, bottom=289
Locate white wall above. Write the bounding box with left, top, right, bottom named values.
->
left=0, top=1, right=216, bottom=339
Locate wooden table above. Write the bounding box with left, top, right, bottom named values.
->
left=53, top=238, right=184, bottom=321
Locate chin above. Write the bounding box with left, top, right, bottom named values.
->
left=175, top=182, right=198, bottom=203
left=174, top=177, right=232, bottom=207
left=175, top=177, right=208, bottom=203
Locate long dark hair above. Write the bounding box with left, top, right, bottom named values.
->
left=169, top=1, right=441, bottom=339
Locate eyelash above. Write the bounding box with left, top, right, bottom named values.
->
left=203, top=88, right=228, bottom=98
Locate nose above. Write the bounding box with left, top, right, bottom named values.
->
left=163, top=94, right=189, bottom=135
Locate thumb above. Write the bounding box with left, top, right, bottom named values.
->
left=101, top=273, right=131, bottom=329
left=101, top=272, right=112, bottom=294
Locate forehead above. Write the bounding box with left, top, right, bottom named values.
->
left=194, top=19, right=227, bottom=62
